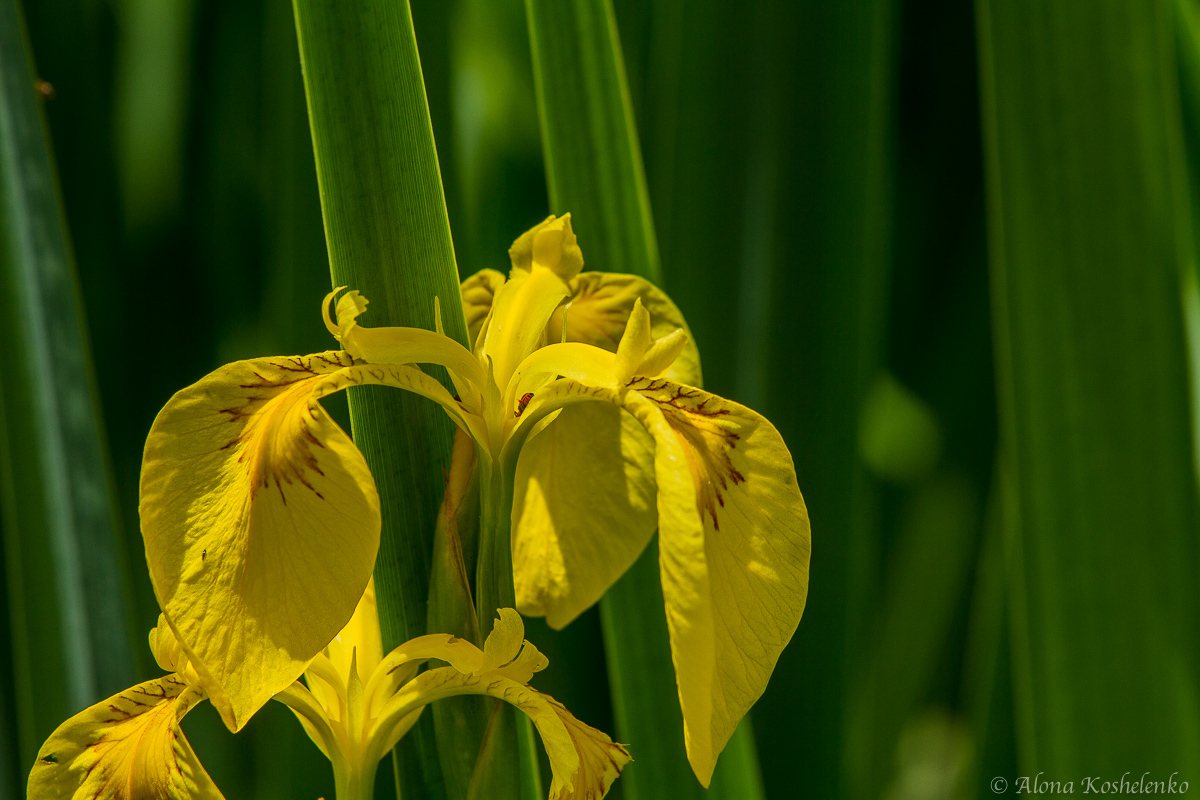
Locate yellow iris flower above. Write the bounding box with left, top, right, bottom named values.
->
left=139, top=214, right=810, bottom=784
left=27, top=586, right=628, bottom=800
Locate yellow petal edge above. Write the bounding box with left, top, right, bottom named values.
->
left=27, top=675, right=223, bottom=800
left=140, top=349, right=465, bottom=730
left=626, top=379, right=810, bottom=785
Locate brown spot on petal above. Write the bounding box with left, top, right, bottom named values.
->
left=219, top=353, right=356, bottom=502
left=632, top=377, right=746, bottom=531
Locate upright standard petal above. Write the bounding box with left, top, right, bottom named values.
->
left=549, top=272, right=702, bottom=386
left=508, top=214, right=584, bottom=281
left=27, top=675, right=222, bottom=800
left=481, top=266, right=571, bottom=391
left=141, top=352, right=378, bottom=730
left=622, top=378, right=810, bottom=785
left=481, top=215, right=586, bottom=389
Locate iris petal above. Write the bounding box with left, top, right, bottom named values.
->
left=509, top=376, right=810, bottom=785
left=141, top=352, right=484, bottom=729
left=27, top=675, right=222, bottom=800
left=549, top=272, right=701, bottom=386
left=512, top=403, right=657, bottom=628
left=623, top=379, right=810, bottom=784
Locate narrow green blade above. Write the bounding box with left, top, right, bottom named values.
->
left=977, top=0, right=1200, bottom=776
left=526, top=1, right=763, bottom=796
left=844, top=474, right=981, bottom=799
left=445, top=0, right=548, bottom=277
left=0, top=521, right=19, bottom=799
left=526, top=0, right=658, bottom=281
left=291, top=2, right=470, bottom=797
left=0, top=0, right=135, bottom=774
left=960, top=475, right=1018, bottom=799
left=597, top=544, right=695, bottom=799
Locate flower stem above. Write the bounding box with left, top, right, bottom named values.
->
left=475, top=460, right=516, bottom=637
left=333, top=759, right=379, bottom=800
left=471, top=460, right=542, bottom=800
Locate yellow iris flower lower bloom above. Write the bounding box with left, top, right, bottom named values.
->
left=27, top=586, right=628, bottom=800
left=139, top=214, right=810, bottom=784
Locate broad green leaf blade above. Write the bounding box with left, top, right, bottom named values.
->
left=427, top=431, right=490, bottom=800
left=745, top=3, right=897, bottom=798
left=410, top=0, right=461, bottom=274
left=291, top=1, right=471, bottom=797
left=977, top=0, right=1200, bottom=776
left=619, top=0, right=759, bottom=396
left=527, top=1, right=764, bottom=795
left=0, top=0, right=135, bottom=773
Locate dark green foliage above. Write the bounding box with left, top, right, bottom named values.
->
left=4, top=0, right=1199, bottom=796
left=0, top=0, right=135, bottom=773
left=978, top=0, right=1200, bottom=777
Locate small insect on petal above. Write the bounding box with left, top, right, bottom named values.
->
left=516, top=392, right=534, bottom=418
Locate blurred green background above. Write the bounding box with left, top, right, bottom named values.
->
left=3, top=0, right=1200, bottom=798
